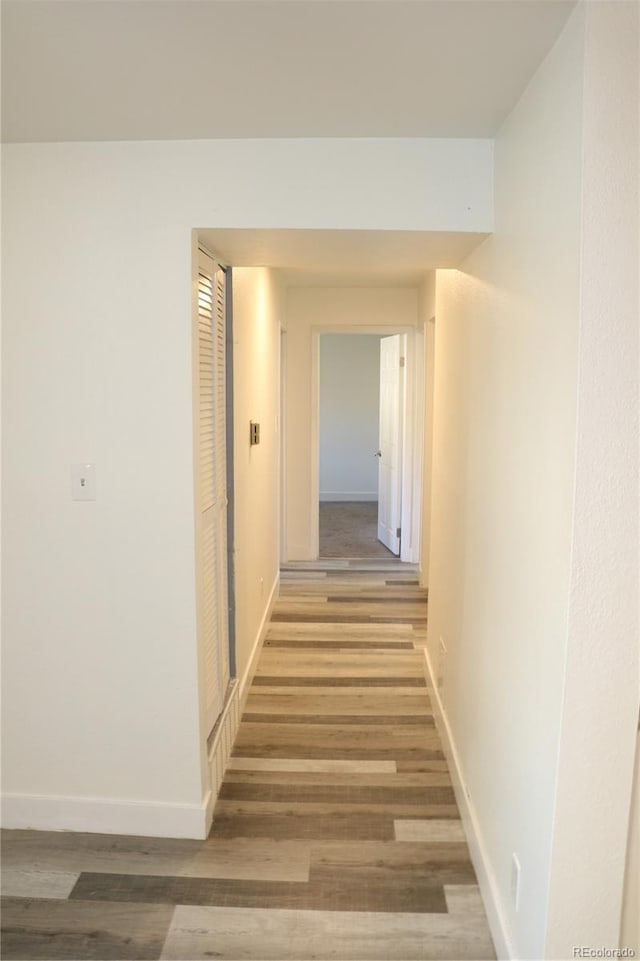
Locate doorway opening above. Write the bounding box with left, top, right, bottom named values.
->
left=313, top=327, right=421, bottom=564
left=319, top=333, right=390, bottom=558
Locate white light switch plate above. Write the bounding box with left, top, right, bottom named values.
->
left=71, top=464, right=96, bottom=501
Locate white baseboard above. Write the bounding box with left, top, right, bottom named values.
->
left=205, top=572, right=280, bottom=835
left=319, top=492, right=378, bottom=502
left=285, top=543, right=316, bottom=561
left=1, top=575, right=282, bottom=843
left=423, top=646, right=515, bottom=960
left=204, top=679, right=240, bottom=833
left=239, top=572, right=279, bottom=714
left=0, top=792, right=209, bottom=839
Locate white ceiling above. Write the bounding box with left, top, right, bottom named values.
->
left=2, top=0, right=575, bottom=143
left=198, top=227, right=488, bottom=280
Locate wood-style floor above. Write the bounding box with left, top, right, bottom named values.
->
left=1, top=560, right=496, bottom=960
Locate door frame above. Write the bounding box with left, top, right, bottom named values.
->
left=280, top=327, right=288, bottom=565
left=309, top=324, right=423, bottom=563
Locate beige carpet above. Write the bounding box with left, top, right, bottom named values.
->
left=319, top=501, right=396, bottom=558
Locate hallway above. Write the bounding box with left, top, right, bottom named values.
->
left=1, top=562, right=495, bottom=960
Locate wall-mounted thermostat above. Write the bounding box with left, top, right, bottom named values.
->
left=250, top=422, right=260, bottom=445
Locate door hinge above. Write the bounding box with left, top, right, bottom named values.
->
left=400, top=356, right=406, bottom=368
left=396, top=527, right=401, bottom=539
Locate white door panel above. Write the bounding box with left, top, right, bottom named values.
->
left=377, top=334, right=403, bottom=555
left=196, top=249, right=230, bottom=733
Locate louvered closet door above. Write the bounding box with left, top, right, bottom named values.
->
left=197, top=249, right=230, bottom=733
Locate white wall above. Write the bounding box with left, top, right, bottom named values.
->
left=231, top=266, right=282, bottom=689
left=427, top=4, right=639, bottom=957
left=319, top=334, right=381, bottom=501
left=284, top=286, right=419, bottom=560
left=427, top=9, right=585, bottom=957
left=418, top=272, right=435, bottom=589
left=1, top=137, right=489, bottom=836
left=545, top=3, right=639, bottom=955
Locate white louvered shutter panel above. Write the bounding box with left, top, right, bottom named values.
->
left=213, top=264, right=230, bottom=698
left=196, top=249, right=230, bottom=732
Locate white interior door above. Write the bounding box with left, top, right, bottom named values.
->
left=377, top=334, right=403, bottom=555
left=196, top=248, right=230, bottom=734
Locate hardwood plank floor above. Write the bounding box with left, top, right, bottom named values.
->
left=1, top=897, right=174, bottom=960
left=1, top=560, right=495, bottom=960
left=160, top=905, right=494, bottom=961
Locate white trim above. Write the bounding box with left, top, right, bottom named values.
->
left=280, top=327, right=288, bottom=565
left=423, top=646, right=515, bottom=961
left=410, top=325, right=425, bottom=568
left=310, top=331, right=321, bottom=558
left=1, top=792, right=210, bottom=840
left=205, top=678, right=240, bottom=832
left=239, top=572, right=280, bottom=714
left=319, top=491, right=378, bottom=502
left=286, top=543, right=316, bottom=561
